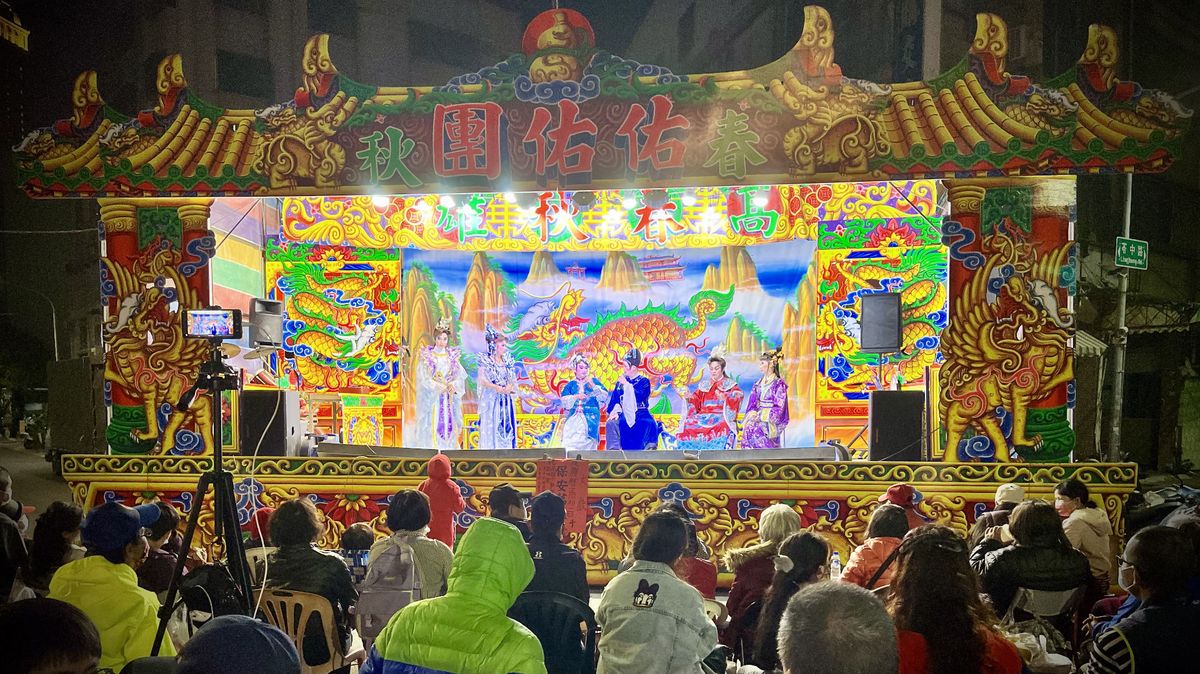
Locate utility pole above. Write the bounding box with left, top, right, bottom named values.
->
left=1106, top=173, right=1133, bottom=461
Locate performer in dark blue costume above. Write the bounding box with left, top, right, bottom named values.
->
left=605, top=348, right=661, bottom=450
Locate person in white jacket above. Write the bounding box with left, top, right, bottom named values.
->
left=597, top=510, right=719, bottom=674
left=1055, top=478, right=1114, bottom=583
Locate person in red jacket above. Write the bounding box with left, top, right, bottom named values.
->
left=417, top=454, right=465, bottom=549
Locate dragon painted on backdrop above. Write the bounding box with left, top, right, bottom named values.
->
left=276, top=262, right=397, bottom=392
left=514, top=287, right=735, bottom=408
left=940, top=228, right=1074, bottom=462
left=102, top=242, right=211, bottom=454
left=817, top=246, right=948, bottom=395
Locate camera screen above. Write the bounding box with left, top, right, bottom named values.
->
left=184, top=309, right=240, bottom=338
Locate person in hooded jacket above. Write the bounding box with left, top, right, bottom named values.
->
left=525, top=491, right=589, bottom=604
left=841, top=503, right=910, bottom=589
left=720, top=503, right=802, bottom=655
left=418, top=453, right=466, bottom=549
left=970, top=500, right=1091, bottom=617
left=361, top=517, right=546, bottom=674
left=48, top=501, right=175, bottom=672
left=1055, top=479, right=1114, bottom=584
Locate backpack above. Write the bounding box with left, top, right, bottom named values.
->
left=178, top=563, right=245, bottom=621
left=355, top=534, right=423, bottom=642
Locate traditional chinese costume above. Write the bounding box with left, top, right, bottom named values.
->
left=677, top=374, right=744, bottom=451
left=477, top=352, right=518, bottom=449
left=605, top=374, right=660, bottom=450
left=741, top=376, right=789, bottom=449
left=414, top=345, right=465, bottom=450
left=560, top=376, right=607, bottom=452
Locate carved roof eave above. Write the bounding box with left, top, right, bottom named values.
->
left=12, top=6, right=1192, bottom=199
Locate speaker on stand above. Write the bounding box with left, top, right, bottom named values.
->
left=857, top=293, right=928, bottom=461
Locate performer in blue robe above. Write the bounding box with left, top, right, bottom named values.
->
left=560, top=353, right=607, bottom=452
left=605, top=348, right=660, bottom=450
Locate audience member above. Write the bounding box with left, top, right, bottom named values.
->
left=970, top=500, right=1090, bottom=617
left=362, top=517, right=546, bottom=674
left=525, top=490, right=589, bottom=604
left=967, top=483, right=1025, bottom=549
left=657, top=502, right=718, bottom=599
left=1055, top=479, right=1113, bottom=585
left=877, top=484, right=927, bottom=531
left=0, top=466, right=30, bottom=532
left=368, top=489, right=452, bottom=597
left=265, top=498, right=357, bottom=671
left=340, top=522, right=377, bottom=586
left=138, top=501, right=183, bottom=594
left=0, top=597, right=102, bottom=674
left=722, top=503, right=802, bottom=654
left=418, top=453, right=466, bottom=549
left=0, top=466, right=28, bottom=603
left=489, top=483, right=532, bottom=541
left=176, top=614, right=301, bottom=674
left=892, top=526, right=1021, bottom=674
left=12, top=500, right=83, bottom=599
left=49, top=501, right=175, bottom=671
left=777, top=582, right=898, bottom=674
left=596, top=511, right=717, bottom=674
left=751, top=531, right=830, bottom=672
left=1082, top=526, right=1200, bottom=673
left=244, top=506, right=274, bottom=549
left=841, top=504, right=909, bottom=590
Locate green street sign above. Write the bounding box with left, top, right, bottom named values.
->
left=1115, top=236, right=1148, bottom=270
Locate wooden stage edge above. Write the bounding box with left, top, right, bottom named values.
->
left=61, top=452, right=1138, bottom=585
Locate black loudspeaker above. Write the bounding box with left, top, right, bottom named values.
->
left=860, top=293, right=902, bottom=354
left=238, top=389, right=301, bottom=456
left=869, top=391, right=925, bottom=462
left=249, top=299, right=283, bottom=347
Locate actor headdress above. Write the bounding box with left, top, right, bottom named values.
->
left=484, top=323, right=507, bottom=353
left=568, top=353, right=590, bottom=370
left=760, top=346, right=784, bottom=377
left=434, top=317, right=453, bottom=336
left=708, top=345, right=728, bottom=367
left=622, top=347, right=643, bottom=367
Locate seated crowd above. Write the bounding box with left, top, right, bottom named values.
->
left=3, top=460, right=1199, bottom=674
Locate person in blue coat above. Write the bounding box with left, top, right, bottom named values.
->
left=606, top=348, right=661, bottom=450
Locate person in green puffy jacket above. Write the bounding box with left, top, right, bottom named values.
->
left=362, top=516, right=547, bottom=674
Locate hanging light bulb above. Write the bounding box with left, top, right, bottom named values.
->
left=503, top=192, right=517, bottom=203
left=371, top=195, right=390, bottom=209
left=681, top=191, right=698, bottom=207
left=751, top=193, right=768, bottom=209
left=622, top=196, right=636, bottom=209
left=439, top=195, right=456, bottom=208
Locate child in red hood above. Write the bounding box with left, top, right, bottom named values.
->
left=418, top=453, right=466, bottom=549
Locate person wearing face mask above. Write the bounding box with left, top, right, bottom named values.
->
left=1081, top=526, right=1200, bottom=673
left=48, top=501, right=175, bottom=672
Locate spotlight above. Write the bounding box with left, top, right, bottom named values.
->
left=415, top=200, right=433, bottom=214
left=371, top=195, right=390, bottom=209
left=622, top=196, right=636, bottom=209
left=571, top=191, right=596, bottom=209
left=644, top=189, right=669, bottom=209
left=439, top=195, right=456, bottom=208
left=503, top=191, right=517, bottom=203
left=681, top=191, right=698, bottom=207
left=751, top=193, right=768, bottom=209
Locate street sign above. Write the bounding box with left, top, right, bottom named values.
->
left=1115, top=236, right=1148, bottom=270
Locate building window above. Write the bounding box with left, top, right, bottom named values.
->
left=216, top=50, right=274, bottom=100
left=308, top=0, right=357, bottom=37
left=408, top=20, right=484, bottom=70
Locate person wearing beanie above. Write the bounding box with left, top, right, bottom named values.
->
left=49, top=501, right=176, bottom=671
left=418, top=453, right=466, bottom=549
left=967, top=483, right=1026, bottom=549
left=178, top=615, right=301, bottom=674
left=525, top=491, right=589, bottom=604
left=877, top=483, right=928, bottom=531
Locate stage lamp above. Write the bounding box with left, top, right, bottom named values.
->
left=751, top=193, right=768, bottom=208
left=622, top=196, right=636, bottom=209
left=371, top=195, right=390, bottom=209
left=571, top=190, right=596, bottom=210
left=503, top=191, right=517, bottom=203
left=439, top=195, right=456, bottom=208
left=681, top=191, right=698, bottom=207
left=644, top=189, right=669, bottom=209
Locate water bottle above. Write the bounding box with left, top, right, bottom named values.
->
left=829, top=551, right=842, bottom=580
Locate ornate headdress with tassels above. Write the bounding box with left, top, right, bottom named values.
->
left=622, top=347, right=643, bottom=367
left=434, top=317, right=452, bottom=336
left=568, top=353, right=589, bottom=369
left=708, top=345, right=728, bottom=366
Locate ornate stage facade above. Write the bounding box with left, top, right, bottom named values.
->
left=16, top=6, right=1188, bottom=574
left=62, top=453, right=1136, bottom=584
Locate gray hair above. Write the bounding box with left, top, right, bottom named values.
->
left=778, top=582, right=897, bottom=674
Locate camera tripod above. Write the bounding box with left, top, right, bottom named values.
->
left=152, top=340, right=253, bottom=654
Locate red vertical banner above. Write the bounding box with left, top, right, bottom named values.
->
left=535, top=459, right=590, bottom=536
